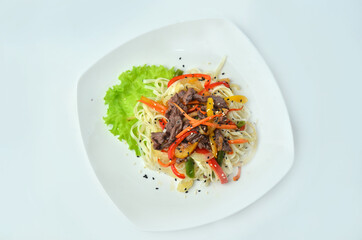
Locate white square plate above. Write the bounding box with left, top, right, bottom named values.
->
left=77, top=18, right=294, bottom=231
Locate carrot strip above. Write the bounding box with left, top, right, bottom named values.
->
left=187, top=105, right=199, bottom=113
left=173, top=103, right=195, bottom=122
left=228, top=106, right=244, bottom=112
left=138, top=96, right=167, bottom=115
left=176, top=114, right=223, bottom=138
left=158, top=158, right=176, bottom=167
left=201, top=122, right=238, bottom=129
left=228, top=139, right=249, bottom=144
left=233, top=166, right=241, bottom=181
left=187, top=100, right=201, bottom=105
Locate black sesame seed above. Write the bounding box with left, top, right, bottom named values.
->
left=179, top=57, right=182, bottom=60
left=204, top=180, right=207, bottom=183
left=155, top=187, right=159, bottom=190
left=184, top=188, right=187, bottom=191
left=182, top=65, right=185, bottom=67
left=143, top=174, right=148, bottom=179
left=152, top=177, right=155, bottom=180
left=185, top=191, right=188, bottom=193
left=198, top=190, right=201, bottom=192
left=222, top=72, right=225, bottom=75
left=175, top=178, right=177, bottom=181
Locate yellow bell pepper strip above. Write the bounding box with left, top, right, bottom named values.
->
left=224, top=95, right=248, bottom=104
left=228, top=139, right=249, bottom=144
left=233, top=166, right=242, bottom=181
left=206, top=97, right=214, bottom=117
left=175, top=114, right=223, bottom=138
left=171, top=164, right=185, bottom=179
left=167, top=74, right=211, bottom=88
left=138, top=96, right=168, bottom=115
left=207, top=158, right=228, bottom=184
left=174, top=142, right=198, bottom=159
left=209, top=131, right=218, bottom=158
left=158, top=158, right=176, bottom=168
left=168, top=131, right=197, bottom=160
left=185, top=157, right=195, bottom=178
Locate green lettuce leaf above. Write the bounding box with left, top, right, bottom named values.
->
left=104, top=65, right=182, bottom=156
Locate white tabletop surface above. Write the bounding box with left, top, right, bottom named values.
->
left=1, top=0, right=361, bottom=239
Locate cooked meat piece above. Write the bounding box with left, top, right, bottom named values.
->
left=211, top=96, right=228, bottom=109
left=182, top=88, right=197, bottom=104
left=163, top=114, right=183, bottom=148
left=178, top=90, right=186, bottom=99
left=214, top=129, right=232, bottom=152
left=193, top=93, right=207, bottom=103
left=151, top=132, right=168, bottom=150
left=166, top=93, right=188, bottom=119
left=185, top=132, right=203, bottom=143
left=222, top=139, right=232, bottom=152
left=197, top=135, right=211, bottom=150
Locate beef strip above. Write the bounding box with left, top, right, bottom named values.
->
left=197, top=135, right=211, bottom=150
left=181, top=88, right=196, bottom=105
left=151, top=132, right=167, bottom=150
left=211, top=96, right=228, bottom=109
left=185, top=132, right=203, bottom=143
left=214, top=129, right=232, bottom=152
left=193, top=94, right=207, bottom=103
left=162, top=114, right=183, bottom=148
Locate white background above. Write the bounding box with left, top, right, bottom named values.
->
left=1, top=0, right=361, bottom=239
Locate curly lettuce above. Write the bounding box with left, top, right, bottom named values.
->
left=104, top=65, right=182, bottom=156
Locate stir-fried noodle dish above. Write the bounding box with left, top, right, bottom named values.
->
left=104, top=58, right=257, bottom=192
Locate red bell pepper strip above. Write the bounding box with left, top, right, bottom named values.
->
left=207, top=158, right=228, bottom=184
left=171, top=164, right=185, bottom=179
left=167, top=74, right=211, bottom=88
left=159, top=118, right=167, bottom=130
left=138, top=96, right=167, bottom=115
left=168, top=131, right=197, bottom=160
left=195, top=148, right=210, bottom=154
left=199, top=81, right=230, bottom=95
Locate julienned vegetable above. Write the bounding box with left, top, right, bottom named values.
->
left=168, top=131, right=197, bottom=160
left=167, top=74, right=211, bottom=88
left=207, top=158, right=228, bottom=184
left=185, top=158, right=195, bottom=178
left=138, top=96, right=167, bottom=115
left=171, top=164, right=185, bottom=179
left=216, top=151, right=225, bottom=165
